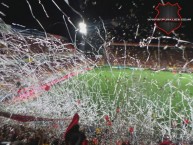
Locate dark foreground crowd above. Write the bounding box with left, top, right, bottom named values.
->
left=0, top=124, right=65, bottom=145
left=0, top=124, right=193, bottom=145
left=1, top=113, right=193, bottom=145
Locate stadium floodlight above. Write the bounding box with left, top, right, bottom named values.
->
left=78, top=22, right=87, bottom=35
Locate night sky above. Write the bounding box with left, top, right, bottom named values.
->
left=0, top=0, right=193, bottom=42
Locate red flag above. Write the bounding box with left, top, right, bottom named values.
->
left=64, top=113, right=79, bottom=138
left=159, top=140, right=175, bottom=145
left=82, top=139, right=88, bottom=145
left=184, top=119, right=189, bottom=124
left=129, top=127, right=134, bottom=134
left=104, top=115, right=110, bottom=121
left=45, top=85, right=50, bottom=91
left=64, top=113, right=88, bottom=145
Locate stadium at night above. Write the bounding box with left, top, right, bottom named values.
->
left=0, top=0, right=193, bottom=144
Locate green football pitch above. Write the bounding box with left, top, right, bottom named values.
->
left=67, top=66, right=193, bottom=121
left=79, top=67, right=193, bottom=99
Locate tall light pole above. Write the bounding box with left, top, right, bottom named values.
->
left=78, top=22, right=87, bottom=52
left=78, top=22, right=87, bottom=35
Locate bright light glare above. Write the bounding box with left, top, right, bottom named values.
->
left=78, top=22, right=87, bottom=35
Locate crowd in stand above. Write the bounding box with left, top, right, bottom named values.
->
left=0, top=123, right=135, bottom=145
left=0, top=124, right=65, bottom=145
left=1, top=122, right=192, bottom=145
left=95, top=46, right=193, bottom=72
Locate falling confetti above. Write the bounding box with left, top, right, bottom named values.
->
left=1, top=0, right=193, bottom=144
